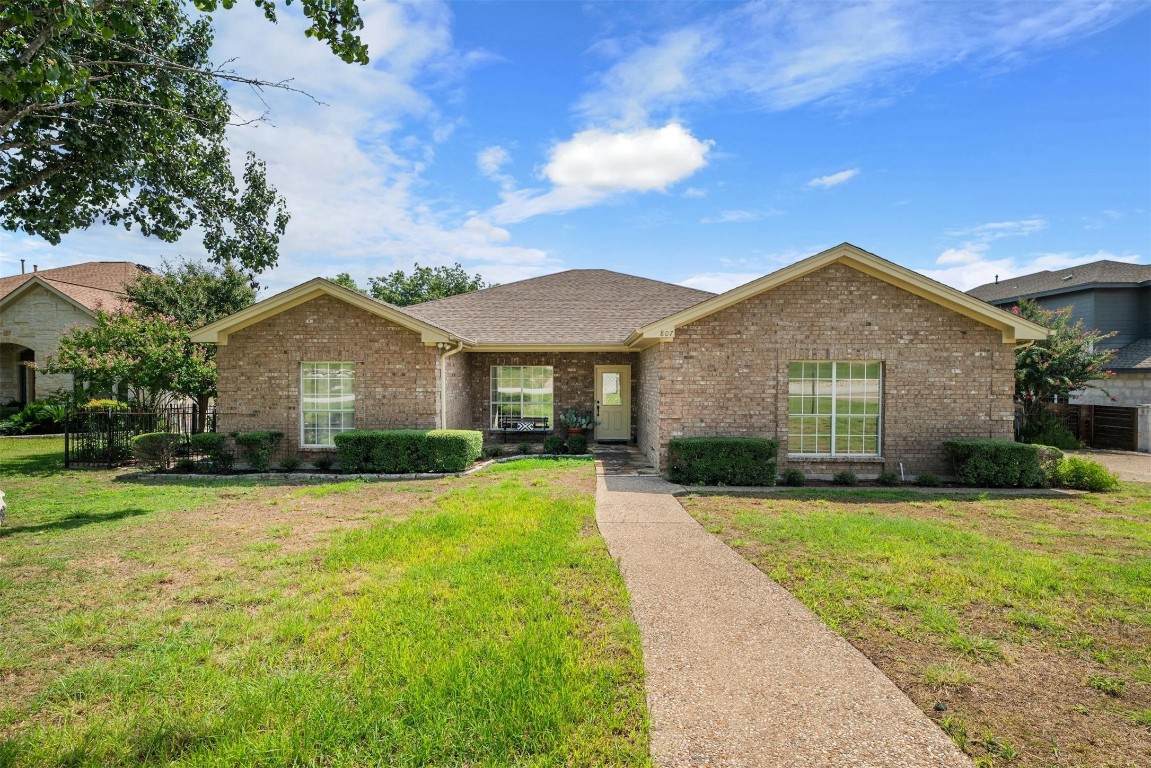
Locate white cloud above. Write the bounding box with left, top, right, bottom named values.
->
left=578, top=2, right=1138, bottom=125
left=946, top=217, right=1047, bottom=241
left=678, top=272, right=762, bottom=293
left=701, top=208, right=782, bottom=224
left=682, top=187, right=707, bottom=198
left=477, top=145, right=511, bottom=178
left=486, top=123, right=712, bottom=223
left=924, top=251, right=1146, bottom=292
left=807, top=168, right=860, bottom=189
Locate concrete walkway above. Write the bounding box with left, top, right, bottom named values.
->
left=595, top=463, right=971, bottom=767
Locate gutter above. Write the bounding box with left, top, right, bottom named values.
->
left=438, top=340, right=465, bottom=429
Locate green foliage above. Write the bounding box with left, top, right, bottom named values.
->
left=83, top=399, right=130, bottom=412
left=1086, top=675, right=1126, bottom=697
left=915, top=472, right=941, bottom=487
left=367, top=263, right=493, bottom=306
left=0, top=401, right=67, bottom=435
left=312, top=454, right=336, bottom=472
left=1013, top=300, right=1117, bottom=435
left=566, top=434, right=589, bottom=455
left=515, top=441, right=533, bottom=455
left=333, top=429, right=483, bottom=473
left=44, top=309, right=215, bottom=409
left=1054, top=457, right=1119, bottom=492
left=542, top=435, right=566, bottom=455
left=129, top=432, right=185, bottom=470
left=1, top=1, right=305, bottom=276
left=483, top=445, right=505, bottom=459
left=328, top=272, right=365, bottom=293
left=832, top=470, right=858, bottom=487
left=943, top=439, right=1062, bottom=488
left=876, top=470, right=901, bottom=486
left=278, top=455, right=302, bottom=472
left=1020, top=408, right=1082, bottom=450
left=234, top=431, right=284, bottom=472
left=557, top=409, right=597, bottom=429
left=667, top=437, right=778, bottom=486
left=780, top=467, right=806, bottom=487
left=126, top=259, right=256, bottom=327
left=173, top=457, right=199, bottom=473
left=187, top=431, right=233, bottom=473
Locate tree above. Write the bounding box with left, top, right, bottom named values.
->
left=1, top=1, right=367, bottom=278
left=1013, top=299, right=1115, bottom=432
left=125, top=258, right=255, bottom=428
left=44, top=309, right=215, bottom=412
left=127, top=258, right=256, bottom=327
left=328, top=272, right=366, bottom=293
left=367, top=263, right=493, bottom=306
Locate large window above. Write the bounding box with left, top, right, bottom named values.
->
left=490, top=365, right=553, bottom=428
left=301, top=362, right=355, bottom=446
left=787, top=361, right=881, bottom=456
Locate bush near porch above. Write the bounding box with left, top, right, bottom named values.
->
left=667, top=437, right=778, bottom=486
left=334, top=429, right=484, bottom=473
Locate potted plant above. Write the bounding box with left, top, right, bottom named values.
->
left=557, top=408, right=597, bottom=435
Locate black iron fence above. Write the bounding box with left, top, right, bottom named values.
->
left=64, top=405, right=216, bottom=468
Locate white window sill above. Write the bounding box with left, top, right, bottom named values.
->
left=787, top=455, right=885, bottom=463
left=300, top=444, right=338, bottom=451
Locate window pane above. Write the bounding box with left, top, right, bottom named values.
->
left=491, top=366, right=554, bottom=427
left=788, top=360, right=881, bottom=456
left=301, top=362, right=355, bottom=446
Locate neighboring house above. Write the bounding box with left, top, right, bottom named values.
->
left=191, top=244, right=1046, bottom=476
left=0, top=262, right=148, bottom=405
left=968, top=260, right=1151, bottom=407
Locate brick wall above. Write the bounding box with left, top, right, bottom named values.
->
left=443, top=348, right=472, bottom=429
left=461, top=351, right=638, bottom=439
left=0, top=285, right=95, bottom=401
left=637, top=345, right=662, bottom=467
left=649, top=263, right=1015, bottom=476
left=1071, top=373, right=1151, bottom=408
left=215, top=295, right=439, bottom=454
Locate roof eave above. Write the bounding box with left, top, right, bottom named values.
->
left=0, top=276, right=99, bottom=316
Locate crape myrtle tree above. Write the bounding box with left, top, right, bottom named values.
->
left=329, top=263, right=494, bottom=306
left=1, top=0, right=368, bottom=280
left=1012, top=299, right=1115, bottom=434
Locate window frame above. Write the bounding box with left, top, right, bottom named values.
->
left=786, top=360, right=883, bottom=458
left=299, top=361, right=356, bottom=448
left=489, top=365, right=554, bottom=430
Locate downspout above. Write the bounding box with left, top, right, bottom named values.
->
left=439, top=340, right=465, bottom=429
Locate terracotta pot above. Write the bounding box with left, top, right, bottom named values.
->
left=567, top=427, right=586, bottom=435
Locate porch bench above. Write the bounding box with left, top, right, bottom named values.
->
left=493, top=416, right=551, bottom=442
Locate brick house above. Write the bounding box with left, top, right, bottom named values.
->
left=192, top=244, right=1046, bottom=476
left=0, top=262, right=147, bottom=405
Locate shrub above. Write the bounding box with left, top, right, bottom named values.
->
left=1054, top=456, right=1119, bottom=492
left=1020, top=409, right=1082, bottom=450
left=312, top=454, right=335, bottom=472
left=876, top=470, right=901, bottom=486
left=943, top=439, right=1062, bottom=488
left=542, top=435, right=566, bottom=455
left=130, top=432, right=185, bottom=470
left=173, top=457, right=198, bottom=473
left=781, top=468, right=806, bottom=487
left=333, top=429, right=483, bottom=473
left=189, top=432, right=234, bottom=473
left=0, top=401, right=68, bottom=435
left=234, top=430, right=284, bottom=472
left=667, top=437, right=778, bottom=486
left=515, top=441, right=533, bottom=455
left=915, top=472, right=941, bottom=487
left=566, top=434, right=589, bottom=455
left=279, top=455, right=303, bottom=472
left=84, top=398, right=130, bottom=412
left=832, top=470, right=858, bottom=486
left=483, top=445, right=505, bottom=459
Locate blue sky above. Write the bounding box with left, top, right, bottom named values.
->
left=3, top=0, right=1149, bottom=294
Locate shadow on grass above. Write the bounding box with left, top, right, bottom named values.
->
left=0, top=448, right=65, bottom=477
left=677, top=488, right=1078, bottom=504
left=0, top=508, right=148, bottom=539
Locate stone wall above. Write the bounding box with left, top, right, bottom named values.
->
left=461, top=351, right=638, bottom=440
left=0, top=285, right=95, bottom=401
left=648, top=263, right=1016, bottom=476
left=214, top=295, right=439, bottom=454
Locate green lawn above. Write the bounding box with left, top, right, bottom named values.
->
left=683, top=486, right=1151, bottom=768
left=0, top=439, right=648, bottom=767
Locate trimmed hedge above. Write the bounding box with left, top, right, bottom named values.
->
left=667, top=437, right=778, bottom=486
left=943, top=439, right=1062, bottom=488
left=333, top=429, right=483, bottom=473
left=234, top=430, right=284, bottom=472
left=189, top=431, right=235, bottom=473
left=130, top=432, right=185, bottom=470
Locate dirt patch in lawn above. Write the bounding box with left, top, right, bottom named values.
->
left=683, top=489, right=1151, bottom=768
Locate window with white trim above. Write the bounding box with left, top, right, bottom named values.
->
left=490, top=365, right=553, bottom=428
left=787, top=361, right=881, bottom=456
left=301, top=362, right=355, bottom=446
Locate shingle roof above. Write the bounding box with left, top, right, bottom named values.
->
left=403, top=269, right=715, bottom=345
left=0, top=262, right=148, bottom=312
left=968, top=260, right=1151, bottom=304
left=1110, top=338, right=1151, bottom=371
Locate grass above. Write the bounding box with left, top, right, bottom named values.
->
left=682, top=485, right=1151, bottom=768
left=0, top=438, right=648, bottom=767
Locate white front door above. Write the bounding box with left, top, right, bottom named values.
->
left=595, top=365, right=631, bottom=441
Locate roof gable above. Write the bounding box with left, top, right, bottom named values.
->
left=968, top=260, right=1151, bottom=304
left=632, top=243, right=1048, bottom=345
left=0, top=262, right=144, bottom=313
left=189, top=278, right=461, bottom=345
